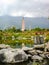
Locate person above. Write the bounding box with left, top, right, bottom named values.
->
left=34, top=32, right=44, bottom=45
left=39, top=32, right=44, bottom=44
left=34, top=32, right=40, bottom=45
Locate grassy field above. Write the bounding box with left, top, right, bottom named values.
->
left=0, top=27, right=49, bottom=48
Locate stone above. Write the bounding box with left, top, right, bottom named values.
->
left=45, top=54, right=49, bottom=59
left=14, top=50, right=28, bottom=63
left=39, top=54, right=46, bottom=58
left=33, top=44, right=45, bottom=48
left=0, top=49, right=28, bottom=63
left=0, top=44, right=10, bottom=49
left=36, top=50, right=43, bottom=54
left=22, top=47, right=33, bottom=51
left=28, top=50, right=37, bottom=55
left=32, top=55, right=43, bottom=61
left=44, top=42, right=49, bottom=52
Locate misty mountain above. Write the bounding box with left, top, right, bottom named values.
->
left=0, top=16, right=49, bottom=29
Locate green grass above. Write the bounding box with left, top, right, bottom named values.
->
left=0, top=28, right=49, bottom=47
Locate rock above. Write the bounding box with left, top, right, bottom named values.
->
left=44, top=42, right=49, bottom=52
left=27, top=54, right=32, bottom=58
left=28, top=50, right=37, bottom=55
left=14, top=50, right=28, bottom=63
left=33, top=44, right=45, bottom=48
left=27, top=50, right=43, bottom=56
left=32, top=55, right=43, bottom=61
left=0, top=44, right=10, bottom=49
left=45, top=54, right=49, bottom=59
left=3, top=49, right=15, bottom=63
left=0, top=49, right=28, bottom=63
left=22, top=47, right=33, bottom=51
left=36, top=50, right=43, bottom=54
left=39, top=54, right=46, bottom=58
left=0, top=53, right=5, bottom=62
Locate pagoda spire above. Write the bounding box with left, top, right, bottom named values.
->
left=21, top=17, right=25, bottom=32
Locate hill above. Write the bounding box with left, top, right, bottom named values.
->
left=0, top=16, right=49, bottom=29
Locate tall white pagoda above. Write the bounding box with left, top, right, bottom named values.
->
left=21, top=17, right=25, bottom=32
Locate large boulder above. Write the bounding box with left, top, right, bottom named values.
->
left=0, top=49, right=28, bottom=63
left=14, top=50, right=28, bottom=63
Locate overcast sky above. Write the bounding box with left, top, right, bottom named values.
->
left=0, top=0, right=49, bottom=17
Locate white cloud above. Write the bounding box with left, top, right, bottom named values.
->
left=0, top=0, right=49, bottom=17
left=0, top=0, right=16, bottom=5
left=8, top=10, right=25, bottom=16
left=24, top=12, right=36, bottom=17
left=40, top=0, right=49, bottom=4
left=24, top=13, right=33, bottom=17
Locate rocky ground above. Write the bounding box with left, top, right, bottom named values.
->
left=0, top=43, right=49, bottom=65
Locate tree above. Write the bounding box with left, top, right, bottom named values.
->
left=34, top=27, right=42, bottom=31
left=5, top=26, right=17, bottom=32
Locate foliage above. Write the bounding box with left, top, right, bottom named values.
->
left=33, top=27, right=42, bottom=31
left=0, top=27, right=49, bottom=47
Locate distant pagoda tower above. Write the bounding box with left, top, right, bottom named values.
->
left=21, top=17, right=25, bottom=32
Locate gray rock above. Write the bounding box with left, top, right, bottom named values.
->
left=45, top=54, right=49, bottom=59
left=32, top=55, right=43, bottom=61
left=22, top=47, right=33, bottom=51
left=44, top=42, right=49, bottom=52
left=0, top=44, right=10, bottom=49
left=36, top=50, right=43, bottom=54
left=39, top=54, right=46, bottom=58
left=0, top=53, right=5, bottom=62
left=28, top=50, right=37, bottom=55
left=33, top=44, right=45, bottom=48
left=14, top=50, right=28, bottom=63
left=0, top=49, right=28, bottom=63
